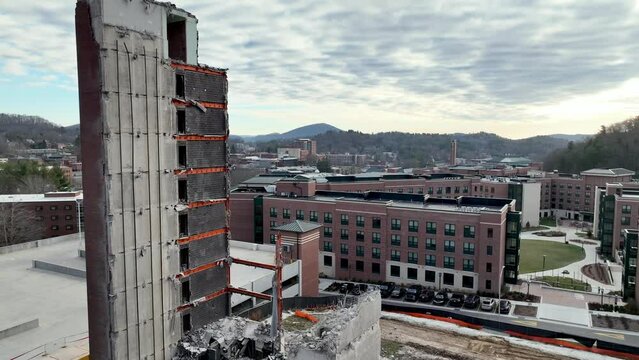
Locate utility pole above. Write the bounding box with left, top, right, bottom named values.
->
left=542, top=254, right=546, bottom=278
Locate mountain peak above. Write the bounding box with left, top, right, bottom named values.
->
left=237, top=123, right=341, bottom=142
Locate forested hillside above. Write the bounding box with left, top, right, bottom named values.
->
left=0, top=113, right=79, bottom=155
left=257, top=130, right=569, bottom=167
left=544, top=116, right=639, bottom=173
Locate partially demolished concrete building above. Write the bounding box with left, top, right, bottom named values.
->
left=76, top=0, right=230, bottom=357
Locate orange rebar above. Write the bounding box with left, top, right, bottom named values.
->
left=172, top=98, right=227, bottom=109
left=228, top=286, right=272, bottom=301
left=294, top=310, right=319, bottom=323
left=175, top=135, right=227, bottom=141
left=173, top=166, right=227, bottom=175
left=187, top=198, right=228, bottom=209
left=171, top=62, right=226, bottom=77
left=176, top=227, right=227, bottom=245
left=505, top=331, right=639, bottom=360
left=175, top=259, right=226, bottom=280
left=231, top=257, right=278, bottom=271
left=176, top=287, right=228, bottom=312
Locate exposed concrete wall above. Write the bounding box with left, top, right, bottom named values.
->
left=522, top=182, right=541, bottom=227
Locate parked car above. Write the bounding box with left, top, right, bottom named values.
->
left=405, top=284, right=423, bottom=299
left=449, top=293, right=465, bottom=307
left=481, top=298, right=496, bottom=312
left=350, top=284, right=368, bottom=295
left=390, top=287, right=406, bottom=299
left=433, top=291, right=448, bottom=305
left=405, top=292, right=418, bottom=302
left=339, top=283, right=354, bottom=294
left=418, top=289, right=435, bottom=303
left=380, top=282, right=396, bottom=298
left=463, top=295, right=481, bottom=309
left=499, top=300, right=512, bottom=314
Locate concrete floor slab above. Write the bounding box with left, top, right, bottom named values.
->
left=538, top=303, right=590, bottom=326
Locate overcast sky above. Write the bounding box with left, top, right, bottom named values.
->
left=1, top=1, right=638, bottom=138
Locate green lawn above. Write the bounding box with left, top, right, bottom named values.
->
left=519, top=239, right=586, bottom=274
left=535, top=276, right=592, bottom=292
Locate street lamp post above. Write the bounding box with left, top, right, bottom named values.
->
left=438, top=272, right=442, bottom=290
left=542, top=254, right=546, bottom=278
left=498, top=265, right=506, bottom=311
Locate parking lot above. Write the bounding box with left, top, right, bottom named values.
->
left=322, top=281, right=514, bottom=315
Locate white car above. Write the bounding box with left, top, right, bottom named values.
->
left=481, top=298, right=496, bottom=311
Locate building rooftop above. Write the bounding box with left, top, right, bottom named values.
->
left=308, top=191, right=510, bottom=213
left=580, top=168, right=635, bottom=177
left=272, top=220, right=322, bottom=233
left=0, top=192, right=83, bottom=203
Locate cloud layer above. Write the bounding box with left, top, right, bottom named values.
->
left=1, top=0, right=639, bottom=137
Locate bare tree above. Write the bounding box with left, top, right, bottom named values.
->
left=19, top=174, right=56, bottom=194
left=0, top=203, right=43, bottom=247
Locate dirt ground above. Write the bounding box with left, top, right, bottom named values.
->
left=581, top=263, right=612, bottom=285
left=591, top=314, right=639, bottom=332
left=513, top=304, right=538, bottom=317
left=380, top=319, right=577, bottom=360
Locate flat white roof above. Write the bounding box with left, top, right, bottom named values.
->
left=229, top=240, right=276, bottom=287
left=0, top=193, right=83, bottom=203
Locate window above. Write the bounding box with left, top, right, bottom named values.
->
left=324, top=212, right=333, bottom=223
left=437, top=187, right=443, bottom=194
left=621, top=216, right=631, bottom=225
left=487, top=245, right=493, bottom=256
left=309, top=211, right=318, bottom=222
left=426, top=238, right=436, bottom=250
left=65, top=215, right=73, bottom=220
left=50, top=205, right=58, bottom=211
left=443, top=273, right=454, bottom=286
left=356, top=260, right=364, bottom=272
left=426, top=222, right=436, bottom=234
left=356, top=215, right=365, bottom=227
left=323, top=227, right=333, bottom=238
left=463, top=259, right=474, bottom=272
left=487, top=228, right=494, bottom=238
left=340, top=243, right=348, bottom=255
left=427, top=187, right=434, bottom=194
left=340, top=229, right=349, bottom=240
left=372, top=262, right=381, bottom=274
left=630, top=257, right=637, bottom=268
left=372, top=217, right=381, bottom=228
left=64, top=204, right=72, bottom=210
left=391, top=250, right=401, bottom=261
left=463, top=225, right=475, bottom=238
left=506, top=254, right=517, bottom=266
left=408, top=236, right=418, bottom=248
left=356, top=230, right=364, bottom=241
left=283, top=208, right=290, bottom=219
left=408, top=252, right=418, bottom=264
left=50, top=215, right=58, bottom=221
left=391, top=234, right=401, bottom=246
left=270, top=234, right=276, bottom=244
left=180, top=247, right=189, bottom=270
left=390, top=265, right=400, bottom=277
left=323, top=255, right=332, bottom=267
left=323, top=241, right=333, bottom=252
left=176, top=74, right=185, bottom=97
left=36, top=216, right=44, bottom=221
left=341, top=214, right=349, bottom=225
left=463, top=186, right=469, bottom=193
left=454, top=186, right=460, bottom=194
left=444, top=240, right=455, bottom=252
left=340, top=258, right=349, bottom=269
left=486, top=280, right=492, bottom=290
left=463, top=242, right=475, bottom=255
left=51, top=225, right=59, bottom=230
left=425, top=270, right=436, bottom=282
left=425, top=254, right=436, bottom=266
left=407, top=267, right=418, bottom=280
left=444, top=223, right=455, bottom=236
left=372, top=232, right=381, bottom=243
left=444, top=256, right=455, bottom=269
left=391, top=218, right=401, bottom=230
left=296, top=210, right=304, bottom=220
left=372, top=247, right=381, bottom=259
left=622, top=205, right=632, bottom=214
left=177, top=109, right=186, bottom=133
left=446, top=187, right=451, bottom=194
left=270, top=221, right=276, bottom=228
left=178, top=179, right=187, bottom=201
left=486, top=263, right=492, bottom=272
left=178, top=145, right=186, bottom=167
left=462, top=276, right=474, bottom=289
left=65, top=225, right=74, bottom=230
left=356, top=245, right=364, bottom=257
left=270, top=207, right=277, bottom=217
left=408, top=220, right=418, bottom=232
left=35, top=206, right=43, bottom=211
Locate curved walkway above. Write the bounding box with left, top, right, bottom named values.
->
left=519, top=225, right=622, bottom=293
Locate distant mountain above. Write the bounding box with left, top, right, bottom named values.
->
left=236, top=123, right=342, bottom=142
left=547, top=134, right=592, bottom=142
left=0, top=113, right=80, bottom=155
left=544, top=116, right=639, bottom=173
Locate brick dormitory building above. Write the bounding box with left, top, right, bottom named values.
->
left=232, top=176, right=522, bottom=294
